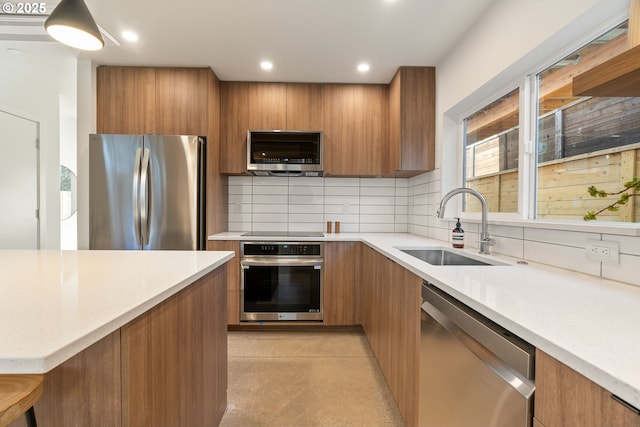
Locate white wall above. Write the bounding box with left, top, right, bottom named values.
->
left=0, top=41, right=78, bottom=249
left=408, top=0, right=640, bottom=287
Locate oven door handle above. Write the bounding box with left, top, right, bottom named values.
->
left=241, top=259, right=323, bottom=268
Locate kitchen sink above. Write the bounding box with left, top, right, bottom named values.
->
left=398, top=248, right=505, bottom=266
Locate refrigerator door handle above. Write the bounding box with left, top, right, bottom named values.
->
left=139, top=148, right=151, bottom=246
left=132, top=147, right=143, bottom=248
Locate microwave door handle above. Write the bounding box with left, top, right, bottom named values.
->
left=268, top=171, right=304, bottom=177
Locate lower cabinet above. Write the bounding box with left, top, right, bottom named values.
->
left=323, top=242, right=359, bottom=325
left=359, top=245, right=422, bottom=427
left=208, top=240, right=241, bottom=325
left=9, top=268, right=228, bottom=427
left=535, top=350, right=640, bottom=427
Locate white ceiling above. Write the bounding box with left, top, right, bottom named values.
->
left=1, top=0, right=497, bottom=84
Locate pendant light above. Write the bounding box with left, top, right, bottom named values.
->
left=45, top=0, right=104, bottom=51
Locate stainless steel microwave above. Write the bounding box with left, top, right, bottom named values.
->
left=247, top=130, right=323, bottom=176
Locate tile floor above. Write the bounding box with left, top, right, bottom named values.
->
left=220, top=330, right=406, bottom=427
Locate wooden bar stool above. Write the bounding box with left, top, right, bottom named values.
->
left=0, top=374, right=44, bottom=427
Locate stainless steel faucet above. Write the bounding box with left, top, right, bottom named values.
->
left=437, top=187, right=496, bottom=254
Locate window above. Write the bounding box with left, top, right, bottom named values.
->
left=459, top=20, right=639, bottom=224
left=536, top=21, right=639, bottom=222
left=463, top=88, right=520, bottom=214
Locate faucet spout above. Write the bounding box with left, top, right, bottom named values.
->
left=437, top=187, right=495, bottom=254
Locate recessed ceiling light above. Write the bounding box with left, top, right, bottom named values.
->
left=357, top=63, right=370, bottom=73
left=122, top=31, right=138, bottom=42
left=260, top=61, right=273, bottom=71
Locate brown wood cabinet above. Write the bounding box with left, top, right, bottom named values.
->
left=359, top=245, right=422, bottom=427
left=219, top=82, right=323, bottom=174
left=323, top=242, right=359, bottom=325
left=9, top=268, right=228, bottom=427
left=286, top=83, right=324, bottom=131
left=208, top=240, right=241, bottom=325
left=323, top=84, right=389, bottom=176
left=388, top=66, right=435, bottom=176
left=97, top=67, right=156, bottom=134
left=97, top=66, right=228, bottom=237
left=535, top=350, right=640, bottom=427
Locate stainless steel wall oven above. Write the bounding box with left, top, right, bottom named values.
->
left=240, top=242, right=323, bottom=321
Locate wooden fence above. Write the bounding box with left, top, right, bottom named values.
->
left=466, top=144, right=640, bottom=222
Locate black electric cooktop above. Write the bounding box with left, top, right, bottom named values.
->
left=241, top=231, right=324, bottom=238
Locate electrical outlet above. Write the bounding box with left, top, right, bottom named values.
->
left=343, top=203, right=351, bottom=213
left=585, top=239, right=619, bottom=264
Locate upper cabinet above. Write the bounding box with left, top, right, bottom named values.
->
left=286, top=83, right=324, bottom=131
left=220, top=82, right=323, bottom=174
left=97, top=67, right=156, bottom=134
left=218, top=67, right=435, bottom=176
left=97, top=66, right=211, bottom=136
left=323, top=84, right=389, bottom=176
left=388, top=66, right=435, bottom=176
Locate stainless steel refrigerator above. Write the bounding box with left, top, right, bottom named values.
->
left=89, top=134, right=206, bottom=250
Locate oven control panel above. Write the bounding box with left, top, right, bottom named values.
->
left=241, top=242, right=322, bottom=257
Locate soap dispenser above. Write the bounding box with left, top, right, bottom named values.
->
left=452, top=218, right=464, bottom=249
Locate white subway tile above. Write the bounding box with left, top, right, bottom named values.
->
left=325, top=195, right=359, bottom=205
left=228, top=176, right=253, bottom=185
left=361, top=186, right=395, bottom=197
left=325, top=186, right=359, bottom=196
left=252, top=223, right=288, bottom=232
left=253, top=213, right=287, bottom=223
left=360, top=214, right=394, bottom=224
left=524, top=228, right=600, bottom=248
left=493, top=236, right=524, bottom=259
left=395, top=205, right=408, bottom=215
left=291, top=177, right=325, bottom=186
left=324, top=213, right=359, bottom=224
left=252, top=176, right=288, bottom=186
left=360, top=178, right=396, bottom=187
left=603, top=234, right=640, bottom=256
left=289, top=213, right=324, bottom=223
left=289, top=222, right=325, bottom=233
left=229, top=194, right=252, bottom=204
left=253, top=194, right=288, bottom=204
left=395, top=187, right=408, bottom=197
left=395, top=214, right=408, bottom=224
left=228, top=222, right=251, bottom=232
left=228, top=185, right=252, bottom=196
left=289, top=195, right=324, bottom=205
left=290, top=185, right=324, bottom=196
left=360, top=223, right=395, bottom=232
left=489, top=224, right=524, bottom=239
left=524, top=240, right=601, bottom=275
left=324, top=177, right=360, bottom=187
left=228, top=212, right=252, bottom=223
left=360, top=196, right=395, bottom=206
left=253, top=204, right=288, bottom=214
left=395, top=179, right=409, bottom=188
left=336, top=223, right=360, bottom=233
left=602, top=254, right=640, bottom=286
left=324, top=204, right=360, bottom=215
left=360, top=205, right=395, bottom=215
left=288, top=204, right=322, bottom=214
left=395, top=224, right=408, bottom=232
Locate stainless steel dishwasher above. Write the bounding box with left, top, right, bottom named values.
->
left=420, top=281, right=535, bottom=427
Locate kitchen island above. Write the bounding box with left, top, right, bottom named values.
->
left=0, top=249, right=233, bottom=427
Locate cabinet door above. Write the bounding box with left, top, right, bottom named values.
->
left=536, top=350, right=640, bottom=427
left=220, top=82, right=250, bottom=174
left=207, top=240, right=240, bottom=325
left=286, top=83, right=323, bottom=130
left=155, top=68, right=210, bottom=136
left=248, top=82, right=287, bottom=130
left=323, top=84, right=388, bottom=176
left=388, top=66, right=435, bottom=176
left=358, top=245, right=421, bottom=427
left=323, top=242, right=359, bottom=325
left=97, top=67, right=156, bottom=134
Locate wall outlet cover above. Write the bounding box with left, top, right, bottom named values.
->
left=585, top=239, right=619, bottom=264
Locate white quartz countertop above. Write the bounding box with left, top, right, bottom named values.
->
left=210, top=231, right=640, bottom=408
left=0, top=250, right=234, bottom=374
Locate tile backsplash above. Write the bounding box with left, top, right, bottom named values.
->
left=227, top=171, right=640, bottom=286
left=228, top=176, right=408, bottom=233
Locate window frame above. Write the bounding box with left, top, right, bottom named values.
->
left=453, top=14, right=638, bottom=230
